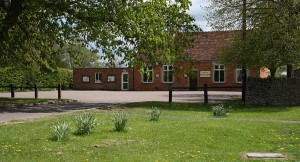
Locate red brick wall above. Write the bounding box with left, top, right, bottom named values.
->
left=133, top=66, right=175, bottom=91
left=73, top=64, right=261, bottom=91
left=73, top=68, right=133, bottom=90
left=131, top=63, right=261, bottom=91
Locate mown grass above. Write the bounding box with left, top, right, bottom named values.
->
left=0, top=97, right=61, bottom=104
left=0, top=101, right=300, bottom=161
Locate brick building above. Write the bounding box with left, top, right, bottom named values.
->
left=73, top=31, right=263, bottom=91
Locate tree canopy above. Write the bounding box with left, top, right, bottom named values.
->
left=207, top=0, right=300, bottom=77
left=0, top=0, right=199, bottom=70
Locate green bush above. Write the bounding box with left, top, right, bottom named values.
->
left=111, top=111, right=129, bottom=132
left=74, top=112, right=96, bottom=135
left=212, top=104, right=229, bottom=117
left=0, top=67, right=72, bottom=90
left=52, top=122, right=71, bottom=141
left=149, top=107, right=162, bottom=121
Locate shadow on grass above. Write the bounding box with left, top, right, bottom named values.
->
left=124, top=100, right=299, bottom=114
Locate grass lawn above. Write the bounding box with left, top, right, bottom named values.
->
left=0, top=97, right=62, bottom=104
left=0, top=101, right=300, bottom=161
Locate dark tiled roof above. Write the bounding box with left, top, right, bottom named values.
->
left=186, top=31, right=237, bottom=62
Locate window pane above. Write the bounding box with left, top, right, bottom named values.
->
left=163, top=65, right=173, bottom=82
left=143, top=73, right=147, bottom=82
left=123, top=83, right=128, bottom=90
left=214, top=71, right=219, bottom=82
left=95, top=73, right=102, bottom=83
left=163, top=66, right=167, bottom=70
left=123, top=74, right=128, bottom=82
left=168, top=73, right=173, bottom=82
left=143, top=66, right=153, bottom=83
left=148, top=66, right=153, bottom=71
left=220, top=71, right=225, bottom=82
left=164, top=71, right=168, bottom=82
left=237, top=70, right=242, bottom=82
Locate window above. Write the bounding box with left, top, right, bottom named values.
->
left=214, top=64, right=225, bottom=83
left=236, top=68, right=249, bottom=83
left=236, top=68, right=242, bottom=83
left=163, top=65, right=173, bottom=83
left=142, top=66, right=153, bottom=83
left=95, top=73, right=102, bottom=83
left=107, top=75, right=116, bottom=82
left=82, top=75, right=90, bottom=83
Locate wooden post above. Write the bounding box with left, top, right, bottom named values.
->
left=169, top=86, right=172, bottom=103
left=34, top=84, right=38, bottom=99
left=204, top=84, right=208, bottom=104
left=10, top=84, right=15, bottom=98
left=58, top=84, right=61, bottom=100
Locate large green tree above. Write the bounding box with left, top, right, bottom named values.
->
left=55, top=44, right=105, bottom=69
left=0, top=0, right=199, bottom=70
left=207, top=0, right=300, bottom=78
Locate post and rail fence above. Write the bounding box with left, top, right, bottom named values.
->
left=169, top=84, right=242, bottom=104
left=0, top=84, right=62, bottom=99
left=1, top=84, right=241, bottom=103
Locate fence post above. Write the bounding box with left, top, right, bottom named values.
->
left=169, top=86, right=173, bottom=103
left=204, top=84, right=208, bottom=104
left=34, top=84, right=38, bottom=99
left=58, top=84, right=61, bottom=100
left=10, top=84, right=15, bottom=98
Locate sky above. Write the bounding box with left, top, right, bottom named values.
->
left=188, top=0, right=211, bottom=31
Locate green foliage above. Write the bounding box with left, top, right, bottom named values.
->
left=0, top=67, right=72, bottom=89
left=55, top=44, right=105, bottom=69
left=0, top=0, right=199, bottom=73
left=208, top=0, right=300, bottom=76
left=52, top=122, right=71, bottom=142
left=111, top=111, right=129, bottom=132
left=212, top=104, right=229, bottom=117
left=73, top=112, right=96, bottom=135
left=148, top=107, right=162, bottom=121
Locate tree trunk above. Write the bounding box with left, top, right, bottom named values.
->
left=287, top=64, right=293, bottom=78
left=270, top=68, right=276, bottom=78
left=241, top=0, right=247, bottom=102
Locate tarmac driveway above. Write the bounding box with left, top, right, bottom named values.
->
left=0, top=90, right=241, bottom=103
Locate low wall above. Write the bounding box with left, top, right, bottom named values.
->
left=246, top=78, right=300, bottom=106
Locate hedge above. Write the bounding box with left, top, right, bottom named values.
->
left=0, top=67, right=72, bottom=90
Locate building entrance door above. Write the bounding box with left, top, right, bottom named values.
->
left=121, top=72, right=129, bottom=90
left=189, top=71, right=197, bottom=91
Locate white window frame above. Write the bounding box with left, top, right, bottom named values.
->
left=236, top=68, right=249, bottom=83
left=163, top=65, right=173, bottom=83
left=213, top=64, right=225, bottom=83
left=95, top=73, right=102, bottom=83
left=142, top=66, right=153, bottom=83
left=236, top=68, right=243, bottom=83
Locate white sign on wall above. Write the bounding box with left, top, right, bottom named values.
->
left=200, top=71, right=211, bottom=77
left=107, top=75, right=116, bottom=82
left=82, top=75, right=90, bottom=82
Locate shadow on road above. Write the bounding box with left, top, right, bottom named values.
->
left=0, top=103, right=113, bottom=113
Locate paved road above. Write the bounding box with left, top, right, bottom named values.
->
left=0, top=90, right=241, bottom=103
left=0, top=90, right=241, bottom=123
